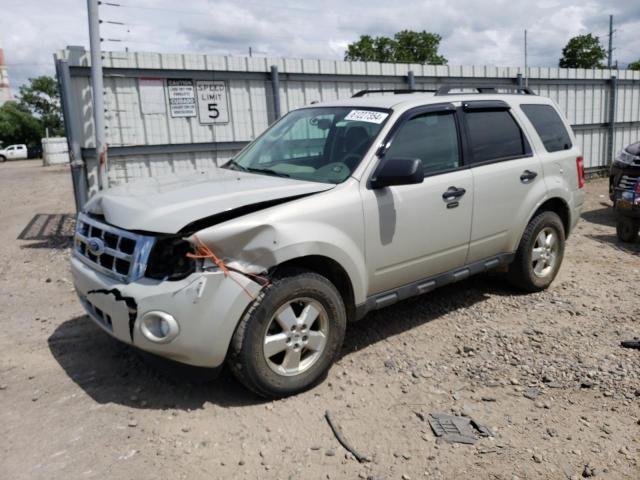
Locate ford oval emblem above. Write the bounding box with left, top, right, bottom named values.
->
left=87, top=237, right=106, bottom=256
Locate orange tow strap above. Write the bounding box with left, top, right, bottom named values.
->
left=186, top=235, right=269, bottom=299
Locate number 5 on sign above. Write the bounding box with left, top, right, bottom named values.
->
left=196, top=80, right=229, bottom=124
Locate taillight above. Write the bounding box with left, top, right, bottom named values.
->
left=576, top=156, right=585, bottom=189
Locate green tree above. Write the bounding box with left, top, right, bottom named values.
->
left=628, top=60, right=640, bottom=71
left=18, top=75, right=64, bottom=136
left=345, top=30, right=447, bottom=64
left=559, top=34, right=607, bottom=68
left=0, top=101, right=45, bottom=146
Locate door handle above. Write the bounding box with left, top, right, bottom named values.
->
left=520, top=170, right=538, bottom=183
left=442, top=186, right=466, bottom=201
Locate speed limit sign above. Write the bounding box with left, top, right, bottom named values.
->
left=196, top=80, right=230, bottom=124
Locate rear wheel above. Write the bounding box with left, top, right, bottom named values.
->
left=228, top=269, right=346, bottom=398
left=616, top=218, right=639, bottom=243
left=508, top=211, right=565, bottom=292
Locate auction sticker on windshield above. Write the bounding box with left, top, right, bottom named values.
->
left=344, top=110, right=389, bottom=124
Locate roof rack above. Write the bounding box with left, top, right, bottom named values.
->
left=351, top=85, right=535, bottom=98
left=434, top=85, right=535, bottom=96
left=351, top=89, right=436, bottom=98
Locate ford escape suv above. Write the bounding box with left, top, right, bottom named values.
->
left=71, top=86, right=585, bottom=398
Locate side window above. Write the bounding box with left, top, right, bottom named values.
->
left=464, top=110, right=529, bottom=164
left=385, top=111, right=460, bottom=175
left=521, top=104, right=572, bottom=152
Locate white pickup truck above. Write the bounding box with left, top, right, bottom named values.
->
left=0, top=144, right=28, bottom=162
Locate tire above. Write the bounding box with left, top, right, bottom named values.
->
left=609, top=177, right=615, bottom=201
left=228, top=269, right=346, bottom=398
left=0, top=156, right=6, bottom=163
left=508, top=211, right=565, bottom=292
left=616, top=218, right=639, bottom=243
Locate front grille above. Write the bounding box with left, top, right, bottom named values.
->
left=618, top=174, right=640, bottom=192
left=73, top=213, right=155, bottom=283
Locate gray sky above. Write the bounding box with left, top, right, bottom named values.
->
left=2, top=0, right=639, bottom=95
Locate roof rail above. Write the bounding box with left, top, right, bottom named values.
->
left=435, top=85, right=535, bottom=96
left=351, top=89, right=436, bottom=98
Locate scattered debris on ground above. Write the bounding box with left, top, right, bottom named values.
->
left=324, top=409, right=371, bottom=463
left=427, top=413, right=493, bottom=444
left=1, top=163, right=639, bottom=479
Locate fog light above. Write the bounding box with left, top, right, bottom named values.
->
left=139, top=311, right=179, bottom=343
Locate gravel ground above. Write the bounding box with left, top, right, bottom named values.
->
left=1, top=160, right=639, bottom=480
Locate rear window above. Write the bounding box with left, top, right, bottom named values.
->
left=464, top=110, right=530, bottom=164
left=521, top=104, right=572, bottom=152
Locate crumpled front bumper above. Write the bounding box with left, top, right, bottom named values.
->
left=70, top=254, right=261, bottom=367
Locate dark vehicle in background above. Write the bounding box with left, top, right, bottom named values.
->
left=610, top=141, right=640, bottom=242
left=28, top=145, right=43, bottom=159
left=609, top=141, right=640, bottom=200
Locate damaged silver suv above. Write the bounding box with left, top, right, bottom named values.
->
left=71, top=86, right=585, bottom=397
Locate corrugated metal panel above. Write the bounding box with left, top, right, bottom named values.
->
left=57, top=48, right=640, bottom=189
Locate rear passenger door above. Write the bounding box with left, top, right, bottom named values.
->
left=361, top=104, right=473, bottom=295
left=462, top=101, right=545, bottom=263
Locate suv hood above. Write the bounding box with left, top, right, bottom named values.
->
left=84, top=168, right=335, bottom=234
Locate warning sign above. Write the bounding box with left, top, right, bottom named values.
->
left=196, top=80, right=229, bottom=124
left=167, top=79, right=196, bottom=118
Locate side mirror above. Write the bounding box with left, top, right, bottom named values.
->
left=370, top=158, right=424, bottom=189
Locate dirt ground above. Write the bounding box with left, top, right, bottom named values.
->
left=1, top=160, right=638, bottom=480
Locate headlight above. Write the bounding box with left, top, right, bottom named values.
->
left=617, top=150, right=638, bottom=164
left=145, top=237, right=196, bottom=281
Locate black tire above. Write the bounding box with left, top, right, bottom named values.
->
left=228, top=269, right=346, bottom=398
left=616, top=218, right=639, bottom=243
left=508, top=211, right=565, bottom=292
left=609, top=177, right=615, bottom=201
left=0, top=156, right=6, bottom=163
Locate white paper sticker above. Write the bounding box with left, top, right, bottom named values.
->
left=139, top=78, right=166, bottom=115
left=344, top=110, right=389, bottom=124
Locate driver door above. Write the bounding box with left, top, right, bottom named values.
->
left=361, top=106, right=473, bottom=295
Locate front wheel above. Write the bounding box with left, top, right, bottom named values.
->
left=228, top=269, right=346, bottom=398
left=0, top=156, right=6, bottom=163
left=508, top=211, right=565, bottom=292
left=616, top=217, right=639, bottom=243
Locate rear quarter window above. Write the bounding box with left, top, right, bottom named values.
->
left=520, top=104, right=572, bottom=153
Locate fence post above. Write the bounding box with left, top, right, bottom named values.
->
left=607, top=75, right=617, bottom=166
left=516, top=73, right=523, bottom=88
left=57, top=58, right=88, bottom=211
left=270, top=65, right=281, bottom=121
left=407, top=70, right=415, bottom=90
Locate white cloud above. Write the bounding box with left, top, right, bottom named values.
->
left=1, top=0, right=638, bottom=96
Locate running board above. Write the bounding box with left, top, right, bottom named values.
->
left=355, top=253, right=514, bottom=320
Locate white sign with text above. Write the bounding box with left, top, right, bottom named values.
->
left=196, top=80, right=229, bottom=124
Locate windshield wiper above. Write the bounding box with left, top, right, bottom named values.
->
left=245, top=167, right=290, bottom=178
left=225, top=159, right=248, bottom=171
left=225, top=160, right=290, bottom=178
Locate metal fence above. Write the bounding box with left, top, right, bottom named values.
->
left=55, top=46, right=640, bottom=202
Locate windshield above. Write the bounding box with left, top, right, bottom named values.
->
left=222, top=107, right=390, bottom=184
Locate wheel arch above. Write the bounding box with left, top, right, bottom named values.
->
left=530, top=197, right=571, bottom=237
left=274, top=255, right=357, bottom=321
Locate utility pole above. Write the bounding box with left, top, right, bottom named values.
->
left=249, top=46, right=252, bottom=57
left=607, top=15, right=614, bottom=69
left=87, top=0, right=108, bottom=190
left=524, top=29, right=528, bottom=87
